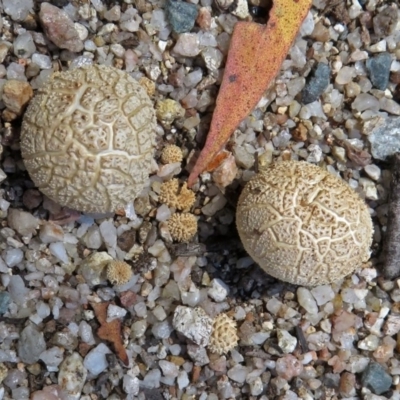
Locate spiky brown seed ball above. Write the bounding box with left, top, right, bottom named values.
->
left=160, top=144, right=183, bottom=164
left=159, top=179, right=195, bottom=211
left=107, top=260, right=132, bottom=285
left=208, top=313, right=238, bottom=355
left=167, top=213, right=198, bottom=242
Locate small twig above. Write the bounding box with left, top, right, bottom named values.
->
left=335, top=139, right=371, bottom=167
left=382, top=153, right=400, bottom=279
left=254, top=151, right=259, bottom=174
left=295, top=326, right=309, bottom=353
left=0, top=316, right=29, bottom=325
left=168, top=242, right=206, bottom=257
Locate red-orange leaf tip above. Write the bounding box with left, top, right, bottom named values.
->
left=187, top=0, right=313, bottom=187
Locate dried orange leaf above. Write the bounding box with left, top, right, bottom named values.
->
left=92, top=302, right=129, bottom=366
left=188, top=0, right=312, bottom=187
left=205, top=149, right=230, bottom=172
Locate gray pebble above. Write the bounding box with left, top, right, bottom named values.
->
left=366, top=52, right=391, bottom=91
left=0, top=292, right=10, bottom=315
left=18, top=324, right=46, bottom=364
left=361, top=362, right=392, bottom=395
left=368, top=116, right=400, bottom=161
left=166, top=0, right=198, bottom=34
left=301, top=62, right=330, bottom=104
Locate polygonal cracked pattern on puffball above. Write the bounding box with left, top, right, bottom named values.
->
left=236, top=160, right=373, bottom=286
left=20, top=65, right=156, bottom=213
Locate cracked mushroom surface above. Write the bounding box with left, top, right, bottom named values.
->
left=20, top=64, right=156, bottom=213
left=236, top=160, right=373, bottom=286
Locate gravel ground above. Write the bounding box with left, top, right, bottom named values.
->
left=1, top=0, right=400, bottom=399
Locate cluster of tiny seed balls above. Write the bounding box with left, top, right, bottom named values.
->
left=208, top=313, right=238, bottom=355
left=20, top=65, right=156, bottom=213
left=159, top=179, right=195, bottom=211
left=106, top=260, right=133, bottom=286
left=160, top=144, right=183, bottom=164
left=236, top=160, right=373, bottom=286
left=167, top=213, right=198, bottom=243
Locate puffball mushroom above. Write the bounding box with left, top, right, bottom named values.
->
left=236, top=160, right=373, bottom=286
left=20, top=65, right=156, bottom=213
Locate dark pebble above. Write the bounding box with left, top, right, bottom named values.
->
left=366, top=52, right=392, bottom=91
left=141, top=388, right=164, bottom=400
left=117, top=229, right=136, bottom=252
left=373, top=6, right=398, bottom=37
left=22, top=189, right=43, bottom=210
left=361, top=362, right=392, bottom=395
left=373, top=285, right=390, bottom=300
left=166, top=0, right=198, bottom=34
left=301, top=62, right=331, bottom=104
left=0, top=292, right=10, bottom=315
left=323, top=373, right=340, bottom=388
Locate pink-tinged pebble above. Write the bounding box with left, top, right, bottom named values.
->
left=331, top=310, right=361, bottom=333
left=213, top=154, right=238, bottom=188
left=39, top=3, right=84, bottom=52
left=275, top=354, right=303, bottom=380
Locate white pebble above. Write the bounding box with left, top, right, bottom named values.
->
left=249, top=376, right=264, bottom=396
left=84, top=40, right=97, bottom=52
left=13, top=32, right=36, bottom=58
left=277, top=329, right=297, bottom=354
left=83, top=343, right=111, bottom=376
left=40, top=222, right=64, bottom=243
left=142, top=369, right=161, bottom=389
left=335, top=66, right=355, bottom=85
left=352, top=93, right=379, bottom=112
left=173, top=33, right=201, bottom=57
left=156, top=204, right=171, bottom=222
left=208, top=278, right=229, bottom=302
left=369, top=39, right=386, bottom=53
left=31, top=53, right=52, bottom=69
left=358, top=334, right=379, bottom=351
left=79, top=321, right=95, bottom=345
left=99, top=220, right=117, bottom=248
left=307, top=144, right=323, bottom=163
left=107, top=304, right=127, bottom=322
left=181, top=286, right=201, bottom=307
left=36, top=301, right=51, bottom=319
left=58, top=353, right=87, bottom=399
left=177, top=370, right=189, bottom=389
left=4, top=248, right=23, bottom=267
left=39, top=347, right=64, bottom=371
left=172, top=306, right=213, bottom=346
left=74, top=22, right=88, bottom=40
left=110, top=43, right=125, bottom=58
left=299, top=11, right=314, bottom=36
left=49, top=242, right=69, bottom=264
left=297, top=287, right=318, bottom=314
left=7, top=62, right=27, bottom=81
left=159, top=360, right=179, bottom=378
left=227, top=364, right=249, bottom=383
left=359, top=177, right=378, bottom=200
left=310, top=285, right=335, bottom=306
left=123, top=374, right=139, bottom=395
